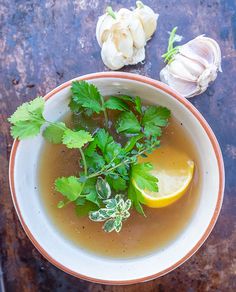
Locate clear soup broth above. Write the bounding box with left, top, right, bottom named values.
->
left=39, top=111, right=200, bottom=258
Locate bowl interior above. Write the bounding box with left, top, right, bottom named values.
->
left=10, top=75, right=223, bottom=283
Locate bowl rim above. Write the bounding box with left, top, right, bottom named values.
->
left=9, top=72, right=225, bottom=285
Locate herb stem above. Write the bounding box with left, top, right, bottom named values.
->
left=100, top=96, right=109, bottom=129
left=78, top=147, right=88, bottom=197
left=86, top=141, right=159, bottom=179
left=79, top=148, right=87, bottom=176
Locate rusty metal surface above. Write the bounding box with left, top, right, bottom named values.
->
left=0, top=0, right=235, bottom=291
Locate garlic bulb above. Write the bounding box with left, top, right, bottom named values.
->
left=160, top=33, right=222, bottom=98
left=96, top=2, right=158, bottom=70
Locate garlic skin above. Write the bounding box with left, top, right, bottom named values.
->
left=134, top=1, right=159, bottom=40
left=160, top=36, right=222, bottom=98
left=96, top=2, right=158, bottom=70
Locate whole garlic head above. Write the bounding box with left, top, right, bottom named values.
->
left=160, top=30, right=222, bottom=98
left=96, top=2, right=158, bottom=70
left=134, top=1, right=159, bottom=40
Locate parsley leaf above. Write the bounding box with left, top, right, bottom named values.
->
left=124, top=134, right=144, bottom=152
left=128, top=183, right=146, bottom=216
left=10, top=120, right=44, bottom=139
left=134, top=96, right=142, bottom=114
left=142, top=106, right=171, bottom=137
left=104, top=96, right=129, bottom=111
left=8, top=97, right=45, bottom=123
left=107, top=175, right=127, bottom=191
left=131, top=162, right=158, bottom=192
left=116, top=111, right=141, bottom=134
left=81, top=178, right=101, bottom=207
left=104, top=140, right=122, bottom=163
left=116, top=95, right=134, bottom=102
left=70, top=81, right=103, bottom=114
left=86, top=152, right=105, bottom=173
left=55, top=176, right=83, bottom=201
left=8, top=97, right=45, bottom=139
left=62, top=129, right=93, bottom=149
left=75, top=201, right=99, bottom=217
left=43, top=122, right=66, bottom=144
left=95, top=129, right=112, bottom=153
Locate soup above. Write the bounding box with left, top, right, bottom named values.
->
left=38, top=110, right=200, bottom=258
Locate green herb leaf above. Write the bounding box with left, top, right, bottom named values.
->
left=43, top=122, right=66, bottom=144
left=86, top=153, right=105, bottom=173
left=89, top=195, right=131, bottom=232
left=8, top=96, right=45, bottom=123
left=55, top=176, right=83, bottom=201
left=128, top=183, right=146, bottom=216
left=107, top=176, right=127, bottom=191
left=142, top=106, right=171, bottom=137
left=117, top=111, right=141, bottom=134
left=70, top=81, right=103, bottom=114
left=124, top=134, right=144, bottom=153
left=134, top=96, right=142, bottom=114
left=104, top=140, right=122, bottom=163
left=76, top=201, right=98, bottom=217
left=116, top=95, right=134, bottom=102
left=8, top=97, right=45, bottom=139
left=105, top=96, right=129, bottom=111
left=103, top=219, right=116, bottom=232
left=95, top=129, right=112, bottom=153
left=10, top=120, right=44, bottom=139
left=84, top=140, right=97, bottom=156
left=96, top=177, right=111, bottom=200
left=81, top=178, right=101, bottom=207
left=75, top=197, right=86, bottom=205
left=131, top=162, right=158, bottom=192
left=62, top=129, right=93, bottom=149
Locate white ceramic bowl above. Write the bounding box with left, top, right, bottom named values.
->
left=9, top=72, right=224, bottom=284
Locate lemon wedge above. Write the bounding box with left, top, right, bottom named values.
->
left=133, top=145, right=195, bottom=208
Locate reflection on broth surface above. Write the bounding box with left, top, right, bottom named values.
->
left=38, top=113, right=200, bottom=258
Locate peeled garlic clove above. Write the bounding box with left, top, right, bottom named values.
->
left=101, top=36, right=126, bottom=70
left=96, top=14, right=116, bottom=47
left=134, top=1, right=159, bottom=40
left=111, top=22, right=134, bottom=58
left=160, top=67, right=199, bottom=97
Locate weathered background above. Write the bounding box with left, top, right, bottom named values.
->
left=0, top=0, right=236, bottom=291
